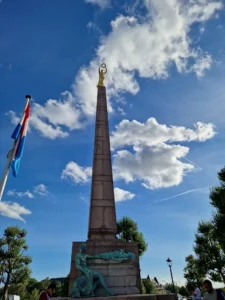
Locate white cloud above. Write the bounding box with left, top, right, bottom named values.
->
left=111, top=117, right=216, bottom=189
left=34, top=184, right=48, bottom=196
left=6, top=0, right=222, bottom=139
left=61, top=116, right=215, bottom=190
left=61, top=161, right=92, bottom=184
left=111, top=118, right=216, bottom=149
left=75, top=0, right=223, bottom=111
left=30, top=92, right=82, bottom=139
left=85, top=0, right=111, bottom=9
left=7, top=184, right=48, bottom=198
left=7, top=190, right=34, bottom=198
left=6, top=111, right=20, bottom=125
left=113, top=143, right=194, bottom=189
left=7, top=92, right=82, bottom=139
left=0, top=201, right=31, bottom=222
left=114, top=187, right=135, bottom=202
left=87, top=22, right=102, bottom=34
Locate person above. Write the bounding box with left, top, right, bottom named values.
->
left=203, top=279, right=225, bottom=300
left=193, top=284, right=201, bottom=300
left=38, top=282, right=56, bottom=300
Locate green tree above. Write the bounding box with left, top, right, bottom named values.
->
left=142, top=279, right=157, bottom=294
left=164, top=283, right=180, bottom=294
left=194, top=221, right=225, bottom=283
left=61, top=274, right=70, bottom=297
left=26, top=277, right=39, bottom=294
left=183, top=254, right=205, bottom=290
left=179, top=286, right=189, bottom=297
left=117, top=217, right=148, bottom=257
left=209, top=167, right=225, bottom=253
left=141, top=280, right=146, bottom=294
left=0, top=226, right=32, bottom=300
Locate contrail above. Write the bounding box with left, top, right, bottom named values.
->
left=153, top=187, right=209, bottom=204
left=183, top=157, right=202, bottom=170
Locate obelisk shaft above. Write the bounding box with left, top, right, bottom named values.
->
left=88, top=86, right=117, bottom=240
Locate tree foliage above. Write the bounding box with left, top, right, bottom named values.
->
left=164, top=283, right=180, bottom=294
left=117, top=216, right=148, bottom=257
left=0, top=226, right=32, bottom=300
left=141, top=280, right=146, bottom=294
left=210, top=167, right=225, bottom=253
left=184, top=254, right=205, bottom=290
left=179, top=286, right=189, bottom=297
left=183, top=167, right=225, bottom=287
left=142, top=279, right=157, bottom=294
left=194, top=221, right=225, bottom=283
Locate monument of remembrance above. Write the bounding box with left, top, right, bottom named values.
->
left=66, top=64, right=177, bottom=300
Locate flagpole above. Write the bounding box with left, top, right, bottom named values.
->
left=0, top=95, right=31, bottom=202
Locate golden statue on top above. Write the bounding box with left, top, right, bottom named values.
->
left=97, top=63, right=107, bottom=87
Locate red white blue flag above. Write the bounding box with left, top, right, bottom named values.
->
left=11, top=102, right=30, bottom=177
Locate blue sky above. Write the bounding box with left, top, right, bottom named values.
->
left=0, top=0, right=225, bottom=287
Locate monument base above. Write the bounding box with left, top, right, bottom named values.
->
left=69, top=240, right=141, bottom=297
left=56, top=293, right=178, bottom=300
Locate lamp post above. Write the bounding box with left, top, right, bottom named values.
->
left=166, top=257, right=176, bottom=294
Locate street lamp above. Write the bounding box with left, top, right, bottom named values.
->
left=166, top=257, right=176, bottom=294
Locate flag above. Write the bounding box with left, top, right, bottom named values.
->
left=11, top=103, right=30, bottom=177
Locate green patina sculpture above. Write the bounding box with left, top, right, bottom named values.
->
left=71, top=243, right=135, bottom=298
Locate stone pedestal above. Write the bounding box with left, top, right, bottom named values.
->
left=68, top=240, right=141, bottom=297
left=57, top=293, right=178, bottom=300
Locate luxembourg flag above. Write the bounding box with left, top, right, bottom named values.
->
left=11, top=102, right=30, bottom=177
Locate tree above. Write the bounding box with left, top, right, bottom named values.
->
left=164, top=283, right=180, bottom=294
left=179, top=286, right=189, bottom=297
left=209, top=167, right=225, bottom=253
left=183, top=254, right=205, bottom=290
left=194, top=221, right=225, bottom=283
left=0, top=226, right=32, bottom=300
left=141, top=280, right=146, bottom=294
left=60, top=274, right=70, bottom=297
left=142, top=279, right=157, bottom=294
left=117, top=217, right=148, bottom=257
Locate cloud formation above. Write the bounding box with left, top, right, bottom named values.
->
left=85, top=0, right=110, bottom=9
left=111, top=118, right=215, bottom=149
left=7, top=190, right=34, bottom=198
left=62, top=117, right=215, bottom=190
left=7, top=184, right=48, bottom=199
left=114, top=187, right=135, bottom=202
left=0, top=201, right=31, bottom=222
left=7, top=0, right=222, bottom=139
left=34, top=184, right=48, bottom=196
left=112, top=118, right=216, bottom=189
left=61, top=161, right=92, bottom=184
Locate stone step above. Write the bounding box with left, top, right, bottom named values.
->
left=54, top=294, right=177, bottom=300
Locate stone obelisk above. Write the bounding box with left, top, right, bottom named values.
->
left=68, top=64, right=141, bottom=297
left=88, top=83, right=117, bottom=240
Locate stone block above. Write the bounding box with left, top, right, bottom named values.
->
left=57, top=295, right=176, bottom=300
left=92, top=199, right=115, bottom=207
left=89, top=207, right=104, bottom=228
left=95, top=141, right=103, bottom=155
left=103, top=159, right=113, bottom=176
left=104, top=207, right=117, bottom=228
left=109, top=266, right=137, bottom=277
left=103, top=140, right=110, bottom=154
left=92, top=181, right=103, bottom=199
left=96, top=286, right=140, bottom=296
left=93, top=159, right=103, bottom=175
left=97, top=109, right=106, bottom=121
left=103, top=181, right=114, bottom=199
left=105, top=275, right=137, bottom=287
left=96, top=124, right=103, bottom=136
